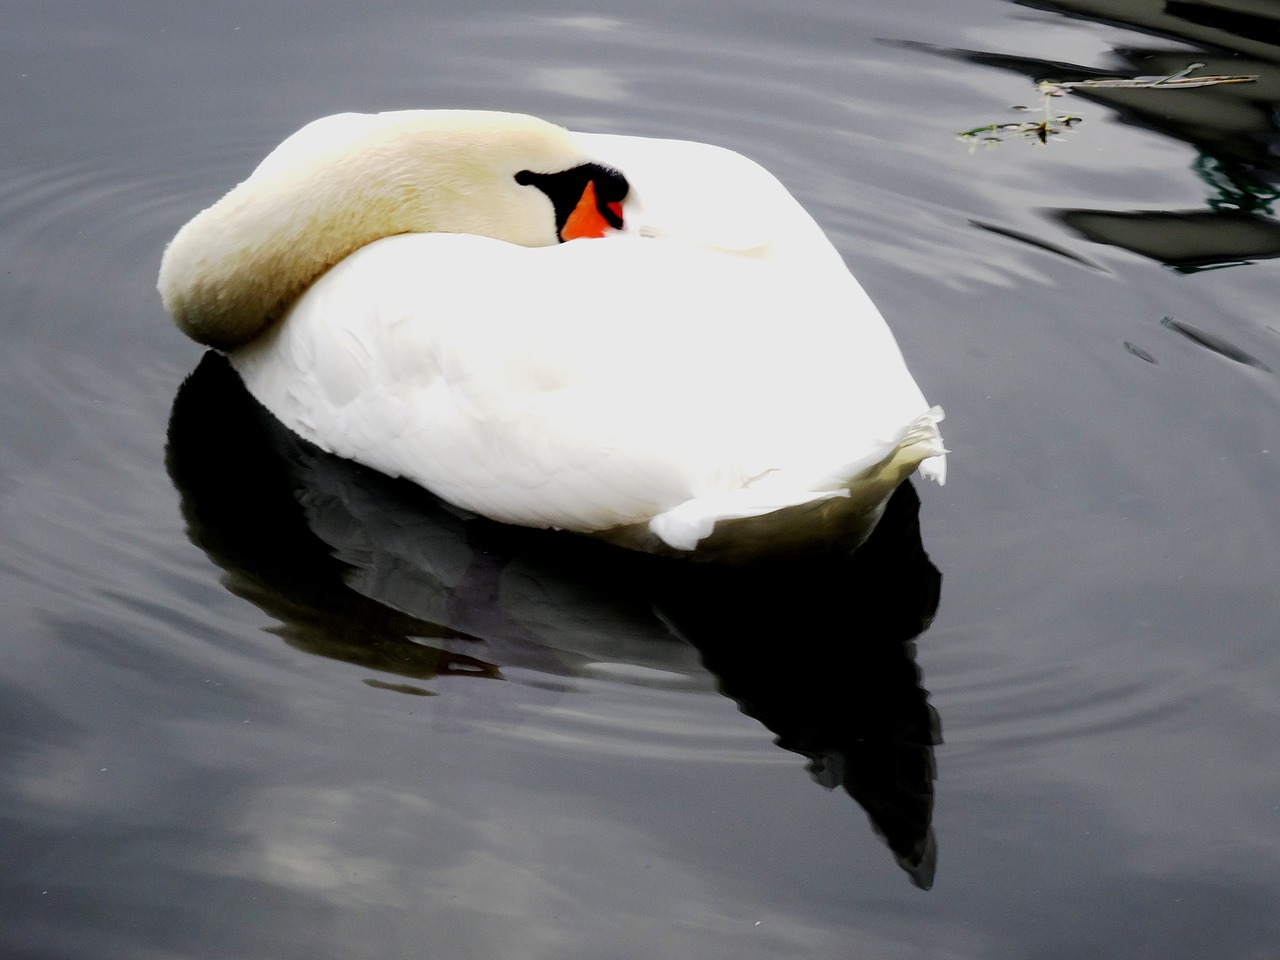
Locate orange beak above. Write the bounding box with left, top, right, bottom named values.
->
left=562, top=180, right=623, bottom=240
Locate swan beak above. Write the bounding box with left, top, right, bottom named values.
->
left=562, top=181, right=624, bottom=240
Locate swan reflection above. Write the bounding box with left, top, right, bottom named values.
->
left=166, top=352, right=943, bottom=888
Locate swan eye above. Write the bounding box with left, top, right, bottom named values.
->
left=515, top=162, right=628, bottom=241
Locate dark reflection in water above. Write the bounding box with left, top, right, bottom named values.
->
left=1157, top=315, right=1273, bottom=371
left=166, top=363, right=500, bottom=685
left=166, top=353, right=944, bottom=888
left=655, top=491, right=943, bottom=889
left=1054, top=151, right=1280, bottom=271
left=1055, top=208, right=1280, bottom=272
left=925, top=0, right=1280, bottom=268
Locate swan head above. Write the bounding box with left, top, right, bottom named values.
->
left=158, top=110, right=630, bottom=349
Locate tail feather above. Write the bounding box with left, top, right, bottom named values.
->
left=897, top=406, right=947, bottom=486
left=648, top=406, right=947, bottom=552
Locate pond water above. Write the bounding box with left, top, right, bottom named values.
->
left=3, top=0, right=1278, bottom=957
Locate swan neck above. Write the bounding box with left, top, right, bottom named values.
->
left=157, top=111, right=577, bottom=349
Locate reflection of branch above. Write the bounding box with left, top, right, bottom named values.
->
left=959, top=63, right=1258, bottom=150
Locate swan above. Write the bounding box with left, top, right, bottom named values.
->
left=158, top=109, right=945, bottom=560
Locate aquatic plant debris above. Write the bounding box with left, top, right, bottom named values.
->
left=957, top=103, right=1080, bottom=147
left=959, top=63, right=1259, bottom=148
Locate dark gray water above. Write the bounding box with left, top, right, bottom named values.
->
left=3, top=1, right=1278, bottom=957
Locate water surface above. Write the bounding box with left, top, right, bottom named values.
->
left=2, top=0, right=1278, bottom=957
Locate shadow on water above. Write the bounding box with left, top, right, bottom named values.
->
left=165, top=352, right=946, bottom=889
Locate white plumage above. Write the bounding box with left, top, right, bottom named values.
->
left=160, top=110, right=945, bottom=559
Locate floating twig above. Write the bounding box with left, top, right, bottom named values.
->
left=1039, top=63, right=1258, bottom=96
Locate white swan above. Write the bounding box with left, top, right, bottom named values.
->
left=159, top=110, right=945, bottom=560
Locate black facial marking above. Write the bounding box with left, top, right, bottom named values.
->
left=515, top=162, right=629, bottom=240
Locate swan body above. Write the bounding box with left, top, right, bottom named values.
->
left=159, top=110, right=945, bottom=559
